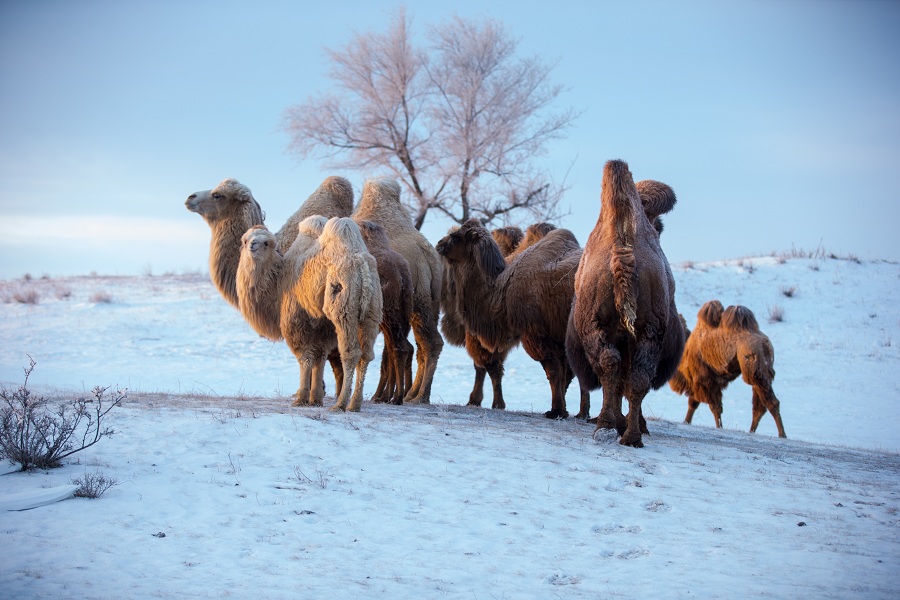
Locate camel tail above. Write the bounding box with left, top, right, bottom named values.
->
left=603, top=159, right=639, bottom=337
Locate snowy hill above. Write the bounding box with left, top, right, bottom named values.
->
left=0, top=253, right=898, bottom=598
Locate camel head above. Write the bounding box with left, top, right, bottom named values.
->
left=435, top=218, right=505, bottom=279
left=186, top=178, right=265, bottom=226
left=240, top=225, right=277, bottom=259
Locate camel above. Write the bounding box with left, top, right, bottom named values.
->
left=185, top=176, right=353, bottom=309
left=436, top=219, right=589, bottom=419
left=356, top=219, right=414, bottom=405
left=236, top=220, right=335, bottom=406
left=565, top=159, right=685, bottom=447
left=186, top=177, right=353, bottom=397
left=352, top=178, right=443, bottom=404
left=238, top=217, right=382, bottom=412
left=669, top=301, right=787, bottom=437
left=439, top=222, right=568, bottom=412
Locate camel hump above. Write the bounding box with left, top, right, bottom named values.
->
left=697, top=300, right=724, bottom=328
left=601, top=159, right=640, bottom=336
left=636, top=179, right=677, bottom=221
left=721, top=304, right=760, bottom=333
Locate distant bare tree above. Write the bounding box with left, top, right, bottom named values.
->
left=284, top=9, right=578, bottom=230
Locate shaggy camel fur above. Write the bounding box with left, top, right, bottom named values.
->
left=491, top=226, right=524, bottom=257
left=669, top=301, right=787, bottom=437
left=439, top=222, right=566, bottom=411
left=565, top=159, right=685, bottom=447
left=186, top=177, right=354, bottom=396
left=185, top=177, right=353, bottom=308
left=237, top=220, right=336, bottom=407
left=238, top=218, right=383, bottom=412
left=436, top=219, right=589, bottom=419
left=353, top=178, right=443, bottom=404
left=357, top=219, right=415, bottom=405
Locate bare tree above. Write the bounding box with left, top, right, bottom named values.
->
left=284, top=9, right=578, bottom=230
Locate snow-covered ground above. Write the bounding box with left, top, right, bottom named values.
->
left=0, top=254, right=898, bottom=598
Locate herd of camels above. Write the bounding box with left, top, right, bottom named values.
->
left=186, top=159, right=786, bottom=447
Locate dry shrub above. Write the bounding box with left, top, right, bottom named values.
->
left=0, top=357, right=126, bottom=471
left=767, top=304, right=785, bottom=323
left=89, top=290, right=113, bottom=304
left=780, top=285, right=797, bottom=298
left=71, top=470, right=120, bottom=498
left=13, top=288, right=40, bottom=305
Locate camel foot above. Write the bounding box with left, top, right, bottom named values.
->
left=466, top=399, right=483, bottom=408
left=574, top=411, right=595, bottom=422
left=544, top=409, right=568, bottom=419
left=592, top=427, right=619, bottom=444
left=491, top=401, right=506, bottom=410
left=619, top=431, right=644, bottom=448
left=328, top=404, right=345, bottom=413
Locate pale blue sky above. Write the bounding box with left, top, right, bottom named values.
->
left=1, top=0, right=898, bottom=278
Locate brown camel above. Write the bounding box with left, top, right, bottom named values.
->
left=436, top=219, right=589, bottom=419
left=352, top=178, right=444, bottom=404
left=357, top=219, right=414, bottom=405
left=669, top=301, right=787, bottom=437
left=565, top=159, right=685, bottom=447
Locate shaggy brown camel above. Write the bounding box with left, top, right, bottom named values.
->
left=565, top=159, right=685, bottom=447
left=439, top=222, right=567, bottom=412
left=669, top=301, right=787, bottom=437
left=436, top=219, right=589, bottom=419
left=238, top=217, right=383, bottom=411
left=357, top=220, right=414, bottom=405
left=353, top=178, right=443, bottom=404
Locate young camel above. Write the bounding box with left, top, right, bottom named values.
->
left=238, top=218, right=382, bottom=411
left=669, top=301, right=787, bottom=437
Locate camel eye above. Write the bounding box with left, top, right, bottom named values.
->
left=212, top=193, right=222, bottom=200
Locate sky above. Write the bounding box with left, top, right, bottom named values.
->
left=1, top=0, right=898, bottom=278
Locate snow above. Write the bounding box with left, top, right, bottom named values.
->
left=0, top=254, right=898, bottom=598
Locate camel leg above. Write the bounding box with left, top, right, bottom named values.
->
left=467, top=365, right=487, bottom=407
left=575, top=385, right=592, bottom=421
left=594, top=377, right=624, bottom=441
left=752, top=385, right=787, bottom=438
left=347, top=357, right=371, bottom=412
left=328, top=348, right=343, bottom=399
left=486, top=359, right=506, bottom=410
left=389, top=340, right=410, bottom=405
left=291, top=357, right=313, bottom=407
left=400, top=338, right=414, bottom=402
left=541, top=358, right=569, bottom=419
left=620, top=393, right=647, bottom=448
left=309, top=357, right=327, bottom=407
left=404, top=312, right=443, bottom=404
left=684, top=397, right=701, bottom=424
left=371, top=345, right=391, bottom=403
left=709, top=389, right=724, bottom=429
